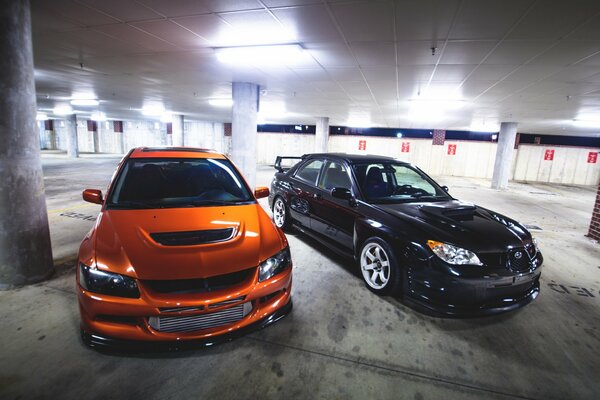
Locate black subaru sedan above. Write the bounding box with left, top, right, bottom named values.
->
left=268, top=153, right=542, bottom=316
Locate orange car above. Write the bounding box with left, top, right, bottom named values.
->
left=77, top=147, right=292, bottom=350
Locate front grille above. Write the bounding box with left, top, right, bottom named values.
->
left=148, top=302, right=252, bottom=333
left=508, top=249, right=532, bottom=272
left=159, top=306, right=204, bottom=313
left=143, top=268, right=255, bottom=294
left=150, top=228, right=235, bottom=246
left=208, top=296, right=245, bottom=309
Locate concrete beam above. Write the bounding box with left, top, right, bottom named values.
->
left=0, top=0, right=54, bottom=287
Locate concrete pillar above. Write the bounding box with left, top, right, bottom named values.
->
left=66, top=114, right=79, bottom=158
left=0, top=0, right=54, bottom=287
left=92, top=125, right=99, bottom=153
left=172, top=114, right=184, bottom=147
left=231, top=82, right=259, bottom=188
left=315, top=117, right=329, bottom=153
left=491, top=122, right=518, bottom=190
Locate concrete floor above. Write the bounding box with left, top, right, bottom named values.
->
left=1, top=151, right=600, bottom=399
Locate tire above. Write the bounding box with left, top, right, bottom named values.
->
left=272, top=196, right=292, bottom=231
left=358, top=237, right=402, bottom=296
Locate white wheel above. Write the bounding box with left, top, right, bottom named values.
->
left=273, top=198, right=288, bottom=229
left=360, top=242, right=390, bottom=290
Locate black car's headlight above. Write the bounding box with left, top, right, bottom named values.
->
left=427, top=240, right=483, bottom=266
left=79, top=263, right=140, bottom=298
left=258, top=247, right=292, bottom=282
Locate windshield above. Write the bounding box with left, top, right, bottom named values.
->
left=107, top=158, right=254, bottom=209
left=352, top=162, right=450, bottom=204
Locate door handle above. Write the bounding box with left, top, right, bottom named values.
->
left=312, top=193, right=322, bottom=199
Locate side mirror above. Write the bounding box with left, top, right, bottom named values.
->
left=331, top=187, right=353, bottom=200
left=254, top=186, right=270, bottom=199
left=441, top=186, right=449, bottom=192
left=83, top=189, right=103, bottom=204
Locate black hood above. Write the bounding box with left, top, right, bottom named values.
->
left=376, top=200, right=531, bottom=253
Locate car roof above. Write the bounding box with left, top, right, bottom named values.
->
left=129, top=147, right=227, bottom=159
left=304, top=152, right=409, bottom=165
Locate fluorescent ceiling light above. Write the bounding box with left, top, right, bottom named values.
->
left=346, top=119, right=372, bottom=128
left=160, top=112, right=173, bottom=123
left=70, top=99, right=99, bottom=106
left=216, top=44, right=306, bottom=67
left=213, top=26, right=296, bottom=48
left=209, top=99, right=233, bottom=107
left=142, top=103, right=165, bottom=116
left=53, top=105, right=73, bottom=115
left=90, top=111, right=106, bottom=121
left=36, top=112, right=48, bottom=121
left=573, top=119, right=600, bottom=128
left=469, top=121, right=499, bottom=133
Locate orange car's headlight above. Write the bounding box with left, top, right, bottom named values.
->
left=79, top=263, right=140, bottom=298
left=258, top=247, right=291, bottom=282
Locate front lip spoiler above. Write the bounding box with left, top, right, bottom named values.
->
left=403, top=282, right=540, bottom=318
left=81, top=298, right=292, bottom=353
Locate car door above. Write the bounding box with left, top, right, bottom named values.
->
left=287, top=158, right=325, bottom=229
left=310, top=159, right=358, bottom=250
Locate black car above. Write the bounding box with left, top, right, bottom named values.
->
left=268, top=153, right=543, bottom=316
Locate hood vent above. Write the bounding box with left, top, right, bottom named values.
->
left=151, top=228, right=235, bottom=246
left=420, top=204, right=476, bottom=221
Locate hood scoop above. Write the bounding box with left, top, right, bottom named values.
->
left=419, top=204, right=477, bottom=221
left=150, top=228, right=236, bottom=246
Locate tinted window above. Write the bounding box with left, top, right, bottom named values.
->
left=108, top=158, right=253, bottom=209
left=294, top=159, right=323, bottom=186
left=353, top=162, right=449, bottom=203
left=320, top=161, right=352, bottom=190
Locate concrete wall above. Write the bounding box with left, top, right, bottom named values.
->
left=513, top=144, right=600, bottom=186
left=47, top=122, right=600, bottom=186
left=329, top=135, right=498, bottom=178
left=53, top=119, right=225, bottom=155
left=257, top=133, right=315, bottom=164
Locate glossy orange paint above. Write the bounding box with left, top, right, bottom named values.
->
left=77, top=147, right=292, bottom=344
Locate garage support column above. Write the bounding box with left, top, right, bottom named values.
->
left=172, top=114, right=184, bottom=147
left=66, top=114, right=79, bottom=158
left=315, top=117, right=329, bottom=153
left=231, top=82, right=259, bottom=188
left=491, top=122, right=518, bottom=190
left=0, top=0, right=54, bottom=287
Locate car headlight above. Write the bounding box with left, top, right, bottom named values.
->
left=532, top=237, right=539, bottom=252
left=79, top=263, right=140, bottom=298
left=258, top=247, right=292, bottom=282
left=426, top=240, right=483, bottom=266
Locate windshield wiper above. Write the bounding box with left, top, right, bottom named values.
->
left=107, top=200, right=161, bottom=209
left=188, top=199, right=249, bottom=206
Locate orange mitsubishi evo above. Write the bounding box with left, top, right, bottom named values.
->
left=77, top=147, right=292, bottom=349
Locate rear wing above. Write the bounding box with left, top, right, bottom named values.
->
left=274, top=156, right=304, bottom=172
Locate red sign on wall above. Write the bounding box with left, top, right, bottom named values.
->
left=401, top=142, right=410, bottom=153
left=588, top=152, right=598, bottom=164
left=358, top=140, right=366, bottom=151
left=447, top=144, right=457, bottom=155
left=544, top=149, right=555, bottom=161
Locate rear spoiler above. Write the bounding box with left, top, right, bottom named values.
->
left=274, top=156, right=304, bottom=172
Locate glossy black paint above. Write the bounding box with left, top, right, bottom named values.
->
left=269, top=153, right=543, bottom=316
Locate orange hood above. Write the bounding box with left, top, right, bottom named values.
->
left=93, top=204, right=285, bottom=280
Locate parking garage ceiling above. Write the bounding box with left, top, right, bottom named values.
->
left=31, top=0, right=600, bottom=135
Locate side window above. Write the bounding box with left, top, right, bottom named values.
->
left=294, top=159, right=324, bottom=186
left=320, top=161, right=352, bottom=190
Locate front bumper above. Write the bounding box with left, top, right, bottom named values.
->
left=78, top=266, right=292, bottom=346
left=81, top=299, right=292, bottom=352
left=405, top=253, right=543, bottom=317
